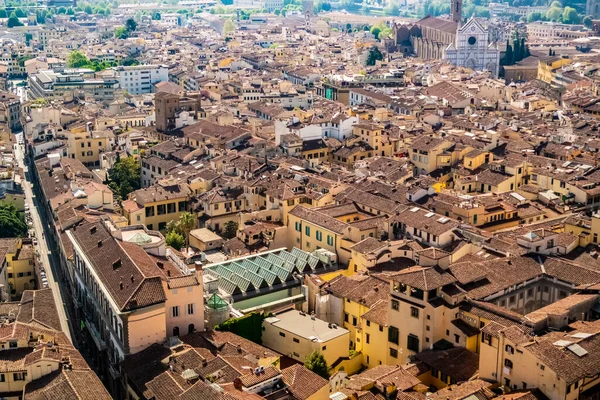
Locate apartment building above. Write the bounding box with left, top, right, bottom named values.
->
left=122, top=180, right=191, bottom=231
left=288, top=204, right=385, bottom=265
left=479, top=298, right=600, bottom=399
left=311, top=274, right=391, bottom=368
left=262, top=309, right=350, bottom=366
left=0, top=238, right=35, bottom=300
left=196, top=187, right=247, bottom=232
left=37, top=27, right=67, bottom=48
left=352, top=122, right=396, bottom=158
left=114, top=65, right=169, bottom=95
left=391, top=207, right=460, bottom=247
left=410, top=136, right=454, bottom=175
left=66, top=220, right=203, bottom=397
left=28, top=69, right=119, bottom=101
left=0, top=91, right=21, bottom=132
left=66, top=128, right=113, bottom=167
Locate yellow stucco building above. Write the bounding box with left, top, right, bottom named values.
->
left=0, top=238, right=35, bottom=299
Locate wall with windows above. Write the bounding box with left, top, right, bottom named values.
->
left=139, top=197, right=188, bottom=231
left=5, top=242, right=35, bottom=298
left=163, top=279, right=204, bottom=338
left=359, top=315, right=389, bottom=368
left=262, top=318, right=349, bottom=366
left=480, top=331, right=582, bottom=399
left=287, top=213, right=349, bottom=264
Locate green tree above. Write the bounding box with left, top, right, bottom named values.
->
left=546, top=5, right=562, bottom=21
left=57, top=6, right=67, bottom=14
left=178, top=212, right=195, bottom=250
left=166, top=231, right=185, bottom=250
left=527, top=11, right=543, bottom=22
left=366, top=45, right=383, bottom=66
left=14, top=8, right=25, bottom=17
left=384, top=3, right=399, bottom=15
left=115, top=26, right=130, bottom=39
left=369, top=26, right=381, bottom=38
left=67, top=50, right=90, bottom=68
left=562, top=6, right=579, bottom=23
left=223, top=19, right=236, bottom=34
left=583, top=15, right=593, bottom=28
left=503, top=40, right=513, bottom=65
left=0, top=9, right=7, bottom=18
left=152, top=11, right=161, bottom=19
left=223, top=221, right=238, bottom=239
left=125, top=17, right=137, bottom=32
left=512, top=38, right=520, bottom=63
left=379, top=26, right=393, bottom=39
left=67, top=7, right=75, bottom=15
left=36, top=10, right=46, bottom=24
left=84, top=5, right=93, bottom=14
left=304, top=351, right=329, bottom=379
left=108, top=156, right=141, bottom=200
left=7, top=13, right=23, bottom=28
left=0, top=205, right=27, bottom=238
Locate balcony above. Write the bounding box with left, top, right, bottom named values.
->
left=85, top=319, right=107, bottom=351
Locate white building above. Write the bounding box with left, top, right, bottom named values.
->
left=113, top=65, right=169, bottom=95
left=264, top=0, right=284, bottom=11
left=445, top=17, right=501, bottom=77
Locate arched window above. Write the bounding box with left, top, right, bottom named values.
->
left=188, top=324, right=195, bottom=334
left=173, top=326, right=180, bottom=337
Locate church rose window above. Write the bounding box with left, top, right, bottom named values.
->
left=468, top=36, right=477, bottom=45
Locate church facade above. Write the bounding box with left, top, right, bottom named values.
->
left=446, top=18, right=501, bottom=76
left=391, top=0, right=501, bottom=76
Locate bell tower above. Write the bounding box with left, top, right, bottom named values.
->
left=451, top=0, right=462, bottom=24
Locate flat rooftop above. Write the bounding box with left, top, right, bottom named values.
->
left=265, top=309, right=349, bottom=342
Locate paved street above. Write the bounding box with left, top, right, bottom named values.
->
left=14, top=135, right=73, bottom=343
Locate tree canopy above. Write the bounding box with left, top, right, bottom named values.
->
left=304, top=351, right=329, bottom=379
left=223, top=221, right=238, bottom=239
left=7, top=13, right=23, bottom=28
left=366, top=46, right=384, bottom=66
left=125, top=18, right=137, bottom=32
left=179, top=212, right=195, bottom=250
left=166, top=231, right=185, bottom=250
left=0, top=204, right=27, bottom=238
left=115, top=26, right=130, bottom=39
left=223, top=19, right=236, bottom=34
left=108, top=156, right=141, bottom=200
left=67, top=50, right=90, bottom=68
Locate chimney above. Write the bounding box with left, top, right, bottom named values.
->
left=90, top=226, right=97, bottom=234
left=233, top=378, right=243, bottom=391
left=202, top=359, right=208, bottom=367
left=119, top=280, right=123, bottom=290
left=167, top=270, right=171, bottom=277
left=157, top=261, right=164, bottom=269
left=98, top=240, right=102, bottom=248
left=131, top=275, right=135, bottom=283
left=113, top=259, right=121, bottom=270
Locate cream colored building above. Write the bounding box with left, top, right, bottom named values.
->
left=262, top=309, right=350, bottom=366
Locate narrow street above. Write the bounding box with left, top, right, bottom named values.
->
left=14, top=134, right=74, bottom=343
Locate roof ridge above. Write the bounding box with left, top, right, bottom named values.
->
left=62, top=369, right=83, bottom=400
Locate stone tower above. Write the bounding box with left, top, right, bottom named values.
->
left=451, top=0, right=462, bottom=24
